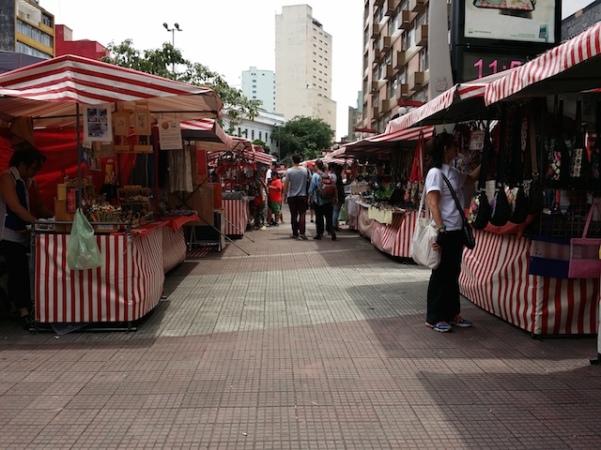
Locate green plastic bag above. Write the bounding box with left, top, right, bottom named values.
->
left=67, top=208, right=103, bottom=270
left=338, top=204, right=349, bottom=223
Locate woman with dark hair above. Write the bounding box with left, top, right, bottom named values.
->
left=424, top=133, right=480, bottom=333
left=0, top=145, right=52, bottom=329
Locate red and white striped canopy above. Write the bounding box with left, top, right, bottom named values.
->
left=336, top=125, right=433, bottom=157
left=485, top=22, right=601, bottom=105
left=0, top=54, right=223, bottom=128
left=207, top=137, right=273, bottom=165
left=387, top=69, right=518, bottom=130
left=180, top=119, right=233, bottom=151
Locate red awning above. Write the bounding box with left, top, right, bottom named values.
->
left=337, top=125, right=433, bottom=157
left=180, top=118, right=233, bottom=151
left=485, top=22, right=601, bottom=105
left=387, top=69, right=518, bottom=130
left=0, top=54, right=223, bottom=127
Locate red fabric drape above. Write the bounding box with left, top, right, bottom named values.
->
left=0, top=128, right=137, bottom=212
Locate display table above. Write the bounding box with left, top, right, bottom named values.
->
left=162, top=214, right=199, bottom=272
left=370, top=210, right=418, bottom=258
left=355, top=201, right=418, bottom=258
left=460, top=230, right=600, bottom=335
left=345, top=195, right=361, bottom=230
left=223, top=199, right=248, bottom=236
left=356, top=201, right=377, bottom=238
left=35, top=222, right=166, bottom=324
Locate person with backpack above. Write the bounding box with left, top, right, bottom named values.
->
left=308, top=159, right=337, bottom=241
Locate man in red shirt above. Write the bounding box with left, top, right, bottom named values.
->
left=268, top=170, right=283, bottom=226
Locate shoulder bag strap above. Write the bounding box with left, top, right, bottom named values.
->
left=441, top=173, right=469, bottom=224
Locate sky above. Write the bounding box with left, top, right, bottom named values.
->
left=41, top=1, right=590, bottom=140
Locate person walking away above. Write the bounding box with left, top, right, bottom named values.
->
left=308, top=159, right=337, bottom=241
left=0, top=145, right=53, bottom=329
left=306, top=161, right=316, bottom=223
left=331, top=164, right=345, bottom=231
left=283, top=154, right=309, bottom=240
left=268, top=170, right=283, bottom=226
left=424, top=133, right=480, bottom=332
left=265, top=162, right=277, bottom=224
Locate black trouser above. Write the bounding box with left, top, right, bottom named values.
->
left=426, top=230, right=463, bottom=324
left=314, top=202, right=334, bottom=237
left=288, top=196, right=308, bottom=236
left=0, top=240, right=32, bottom=310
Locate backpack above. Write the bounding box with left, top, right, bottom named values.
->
left=317, top=172, right=336, bottom=200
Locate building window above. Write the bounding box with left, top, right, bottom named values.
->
left=419, top=48, right=429, bottom=71
left=251, top=130, right=255, bottom=139
left=238, top=127, right=241, bottom=136
left=16, top=19, right=53, bottom=47
left=259, top=131, right=262, bottom=140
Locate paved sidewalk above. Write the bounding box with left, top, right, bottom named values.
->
left=1, top=213, right=601, bottom=449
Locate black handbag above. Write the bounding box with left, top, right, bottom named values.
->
left=470, top=119, right=492, bottom=230
left=442, top=174, right=476, bottom=250
left=527, top=105, right=545, bottom=215
left=490, top=108, right=511, bottom=227
left=509, top=108, right=528, bottom=224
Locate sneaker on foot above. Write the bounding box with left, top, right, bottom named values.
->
left=450, top=315, right=473, bottom=328
left=313, top=235, right=322, bottom=240
left=290, top=234, right=299, bottom=239
left=425, top=321, right=452, bottom=333
left=331, top=233, right=337, bottom=241
left=299, top=234, right=308, bottom=240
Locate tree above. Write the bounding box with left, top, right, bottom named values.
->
left=102, top=40, right=261, bottom=130
left=252, top=139, right=270, bottom=153
left=271, top=116, right=334, bottom=160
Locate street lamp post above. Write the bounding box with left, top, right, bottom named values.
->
left=162, top=22, right=182, bottom=73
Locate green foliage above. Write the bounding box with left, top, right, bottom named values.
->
left=272, top=116, right=334, bottom=160
left=102, top=40, right=261, bottom=129
left=252, top=139, right=270, bottom=153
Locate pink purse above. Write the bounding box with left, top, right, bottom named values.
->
left=568, top=204, right=601, bottom=278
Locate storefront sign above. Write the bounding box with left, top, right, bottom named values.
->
left=158, top=119, right=183, bottom=150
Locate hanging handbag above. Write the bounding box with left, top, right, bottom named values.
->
left=469, top=119, right=492, bottom=229
left=490, top=106, right=511, bottom=227
left=442, top=174, right=476, bottom=250
left=410, top=187, right=441, bottom=270
left=528, top=210, right=571, bottom=279
left=510, top=109, right=528, bottom=224
left=568, top=203, right=601, bottom=278
left=569, top=101, right=589, bottom=187
left=545, top=99, right=570, bottom=188
left=406, top=132, right=424, bottom=206
left=527, top=105, right=545, bottom=215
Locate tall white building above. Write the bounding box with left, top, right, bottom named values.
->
left=241, top=66, right=276, bottom=113
left=275, top=4, right=336, bottom=135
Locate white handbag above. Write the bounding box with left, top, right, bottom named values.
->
left=410, top=188, right=441, bottom=270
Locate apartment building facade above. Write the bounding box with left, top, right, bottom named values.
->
left=241, top=67, right=276, bottom=114
left=361, top=0, right=434, bottom=133
left=275, top=4, right=337, bottom=135
left=0, top=0, right=55, bottom=59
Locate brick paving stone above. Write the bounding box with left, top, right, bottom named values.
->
left=0, top=205, right=600, bottom=448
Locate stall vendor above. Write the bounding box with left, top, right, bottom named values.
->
left=0, top=145, right=53, bottom=329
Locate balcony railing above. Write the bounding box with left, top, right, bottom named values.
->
left=409, top=0, right=428, bottom=13
left=416, top=24, right=428, bottom=47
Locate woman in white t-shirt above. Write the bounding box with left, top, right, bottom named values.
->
left=424, top=133, right=480, bottom=333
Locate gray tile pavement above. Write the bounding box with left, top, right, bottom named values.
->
left=0, top=209, right=600, bottom=448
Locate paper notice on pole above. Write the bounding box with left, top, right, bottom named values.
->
left=158, top=119, right=183, bottom=150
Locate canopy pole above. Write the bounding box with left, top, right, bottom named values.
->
left=76, top=103, right=83, bottom=208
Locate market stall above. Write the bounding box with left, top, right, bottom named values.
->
left=387, top=23, right=601, bottom=336
left=0, top=54, right=223, bottom=326
left=335, top=126, right=434, bottom=258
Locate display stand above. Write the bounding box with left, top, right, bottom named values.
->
left=460, top=230, right=600, bottom=336
left=34, top=222, right=166, bottom=325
